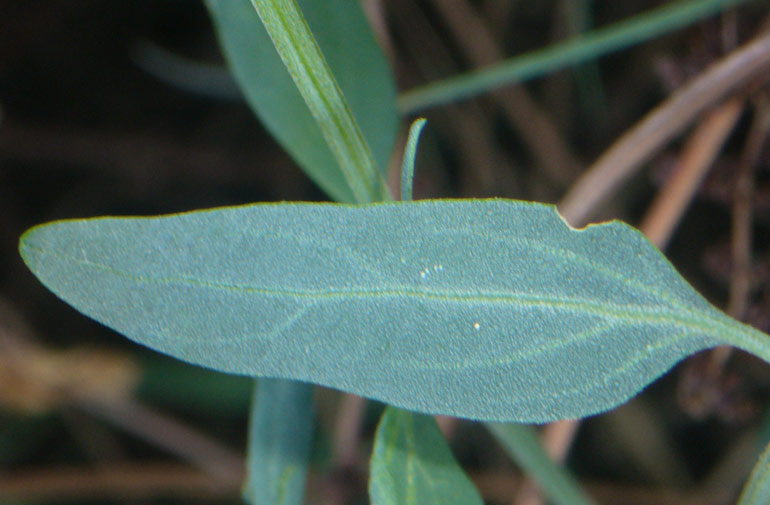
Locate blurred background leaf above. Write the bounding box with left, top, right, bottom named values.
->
left=205, top=0, right=398, bottom=202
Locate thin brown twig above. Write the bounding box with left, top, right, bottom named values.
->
left=727, top=95, right=770, bottom=320
left=0, top=462, right=242, bottom=502
left=708, top=94, right=770, bottom=373
left=360, top=0, right=394, bottom=62
left=513, top=419, right=581, bottom=505
left=0, top=296, right=244, bottom=481
left=427, top=0, right=582, bottom=188
left=79, top=396, right=244, bottom=480
left=639, top=97, right=744, bottom=249
left=435, top=415, right=458, bottom=438
left=1, top=462, right=736, bottom=505
left=331, top=393, right=367, bottom=468
left=480, top=0, right=516, bottom=41
left=558, top=29, right=770, bottom=227
left=542, top=0, right=575, bottom=134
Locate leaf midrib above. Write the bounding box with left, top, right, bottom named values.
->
left=23, top=242, right=732, bottom=340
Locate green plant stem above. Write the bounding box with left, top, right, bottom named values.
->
left=250, top=0, right=390, bottom=203
left=244, top=379, right=314, bottom=505
left=398, top=0, right=754, bottom=113
left=718, top=315, right=770, bottom=367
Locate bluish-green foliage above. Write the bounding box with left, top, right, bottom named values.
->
left=370, top=407, right=484, bottom=505
left=18, top=1, right=770, bottom=504
left=243, top=379, right=314, bottom=505
left=205, top=0, right=396, bottom=202
left=20, top=199, right=766, bottom=423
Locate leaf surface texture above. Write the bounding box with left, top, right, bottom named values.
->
left=21, top=199, right=757, bottom=422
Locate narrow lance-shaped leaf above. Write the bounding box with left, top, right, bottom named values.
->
left=243, top=378, right=314, bottom=505
left=369, top=406, right=484, bottom=505
left=18, top=199, right=770, bottom=422
left=248, top=0, right=388, bottom=203
left=205, top=0, right=397, bottom=203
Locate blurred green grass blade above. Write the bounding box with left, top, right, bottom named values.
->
left=20, top=199, right=770, bottom=422
left=369, top=407, right=483, bottom=505
left=131, top=41, right=243, bottom=100
left=564, top=0, right=607, bottom=114
left=487, top=423, right=597, bottom=505
left=399, top=0, right=755, bottom=113
left=205, top=0, right=396, bottom=202
left=243, top=378, right=314, bottom=505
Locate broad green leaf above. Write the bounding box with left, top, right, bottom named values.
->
left=205, top=0, right=396, bottom=203
left=18, top=199, right=770, bottom=422
left=487, top=423, right=597, bottom=505
left=369, top=407, right=483, bottom=505
left=243, top=378, right=314, bottom=505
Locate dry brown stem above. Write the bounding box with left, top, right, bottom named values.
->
left=559, top=30, right=770, bottom=227
left=427, top=0, right=582, bottom=188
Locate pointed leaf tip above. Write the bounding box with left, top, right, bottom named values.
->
left=19, top=199, right=762, bottom=422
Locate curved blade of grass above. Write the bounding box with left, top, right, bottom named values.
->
left=246, top=0, right=389, bottom=203
left=487, top=423, right=597, bottom=505
left=400, top=118, right=427, bottom=202
left=243, top=378, right=314, bottom=505
left=399, top=0, right=755, bottom=113
left=205, top=0, right=396, bottom=203
left=18, top=199, right=770, bottom=422
left=369, top=406, right=483, bottom=505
